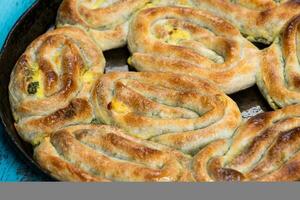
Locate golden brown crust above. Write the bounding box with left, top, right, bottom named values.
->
left=194, top=0, right=300, bottom=44
left=193, top=104, right=300, bottom=182
left=34, top=124, right=194, bottom=182
left=256, top=15, right=300, bottom=109
left=127, top=7, right=260, bottom=94
left=9, top=27, right=105, bottom=144
left=92, top=71, right=241, bottom=154
left=56, top=0, right=150, bottom=50
left=11, top=0, right=300, bottom=183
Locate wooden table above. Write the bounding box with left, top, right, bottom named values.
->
left=0, top=0, right=46, bottom=181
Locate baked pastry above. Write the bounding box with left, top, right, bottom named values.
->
left=11, top=0, right=300, bottom=183
left=56, top=0, right=150, bottom=51
left=34, top=124, right=194, bottom=182
left=256, top=15, right=300, bottom=109
left=9, top=27, right=105, bottom=145
left=194, top=0, right=300, bottom=44
left=92, top=71, right=241, bottom=154
left=127, top=7, right=260, bottom=94
left=193, top=104, right=300, bottom=181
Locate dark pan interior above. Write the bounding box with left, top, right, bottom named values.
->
left=0, top=0, right=272, bottom=181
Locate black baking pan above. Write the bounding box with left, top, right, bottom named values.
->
left=0, top=0, right=272, bottom=181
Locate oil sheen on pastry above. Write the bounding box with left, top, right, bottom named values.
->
left=127, top=7, right=260, bottom=94
left=193, top=104, right=300, bottom=181
left=34, top=124, right=194, bottom=182
left=92, top=72, right=241, bottom=154
left=56, top=0, right=150, bottom=51
left=194, top=0, right=300, bottom=44
left=9, top=27, right=105, bottom=145
left=257, top=15, right=300, bottom=109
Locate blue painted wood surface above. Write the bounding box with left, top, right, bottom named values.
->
left=0, top=0, right=46, bottom=181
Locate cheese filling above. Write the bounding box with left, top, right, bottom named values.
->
left=27, top=62, right=44, bottom=98
left=111, top=98, right=131, bottom=114
left=82, top=71, right=96, bottom=83
left=163, top=24, right=191, bottom=44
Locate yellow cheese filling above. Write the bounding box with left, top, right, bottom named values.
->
left=33, top=72, right=44, bottom=98
left=28, top=62, right=44, bottom=98
left=31, top=61, right=39, bottom=71
left=82, top=71, right=96, bottom=83
left=111, top=98, right=131, bottom=114
left=163, top=24, right=191, bottom=44
left=168, top=29, right=191, bottom=43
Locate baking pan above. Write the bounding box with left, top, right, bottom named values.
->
left=0, top=0, right=272, bottom=181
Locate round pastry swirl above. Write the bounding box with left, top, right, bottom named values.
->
left=57, top=0, right=150, bottom=51
left=34, top=124, right=194, bottom=182
left=92, top=72, right=241, bottom=154
left=127, top=7, right=260, bottom=94
left=9, top=27, right=105, bottom=145
left=193, top=104, right=300, bottom=182
left=257, top=15, right=300, bottom=109
left=194, top=0, right=300, bottom=44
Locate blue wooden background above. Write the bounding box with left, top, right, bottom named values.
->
left=0, top=0, right=46, bottom=181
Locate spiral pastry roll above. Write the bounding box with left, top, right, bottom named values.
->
left=256, top=15, right=300, bottom=109
left=57, top=0, right=150, bottom=51
left=194, top=0, right=300, bottom=44
left=9, top=27, right=105, bottom=145
left=193, top=104, right=300, bottom=181
left=92, top=72, right=241, bottom=154
left=34, top=124, right=194, bottom=182
left=127, top=7, right=260, bottom=94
